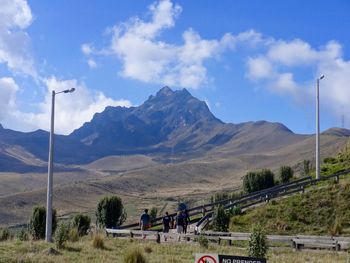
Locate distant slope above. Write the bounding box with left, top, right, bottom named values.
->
left=85, top=155, right=158, bottom=171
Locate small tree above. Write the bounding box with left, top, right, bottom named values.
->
left=279, top=166, right=294, bottom=184
left=55, top=222, right=69, bottom=249
left=243, top=169, right=275, bottom=193
left=248, top=224, right=268, bottom=258
left=303, top=160, right=310, bottom=176
left=71, top=214, right=91, bottom=236
left=149, top=207, right=158, bottom=222
left=96, top=196, right=127, bottom=228
left=212, top=205, right=230, bottom=232
left=29, top=206, right=57, bottom=240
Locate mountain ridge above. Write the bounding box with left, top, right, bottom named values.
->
left=0, top=86, right=349, bottom=172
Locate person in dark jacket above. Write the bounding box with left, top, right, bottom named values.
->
left=162, top=212, right=171, bottom=233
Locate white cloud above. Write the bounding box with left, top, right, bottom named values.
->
left=0, top=0, right=37, bottom=78
left=0, top=77, right=19, bottom=120
left=1, top=77, right=132, bottom=135
left=246, top=56, right=274, bottom=80
left=87, top=58, right=97, bottom=68
left=81, top=43, right=93, bottom=55
left=84, top=0, right=264, bottom=89
left=246, top=36, right=350, bottom=124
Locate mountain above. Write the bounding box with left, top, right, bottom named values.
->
left=69, top=86, right=231, bottom=156
left=0, top=86, right=349, bottom=172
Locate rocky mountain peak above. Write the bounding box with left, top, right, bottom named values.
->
left=157, top=86, right=174, bottom=96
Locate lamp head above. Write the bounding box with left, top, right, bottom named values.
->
left=63, top=88, right=75, bottom=93
left=319, top=75, right=325, bottom=80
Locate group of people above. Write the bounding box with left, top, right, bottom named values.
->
left=139, top=209, right=191, bottom=240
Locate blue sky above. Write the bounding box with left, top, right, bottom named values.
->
left=1, top=0, right=350, bottom=135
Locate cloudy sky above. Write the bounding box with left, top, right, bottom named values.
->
left=1, top=0, right=349, bottom=135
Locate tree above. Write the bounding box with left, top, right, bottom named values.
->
left=96, top=196, right=127, bottom=228
left=212, top=205, right=230, bottom=232
left=247, top=224, right=268, bottom=258
left=71, top=214, right=91, bottom=236
left=29, top=206, right=57, bottom=240
left=243, top=169, right=275, bottom=193
left=279, top=166, right=294, bottom=183
left=303, top=160, right=310, bottom=176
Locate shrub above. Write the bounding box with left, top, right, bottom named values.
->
left=324, top=157, right=337, bottom=164
left=247, top=224, right=268, bottom=258
left=55, top=223, right=69, bottom=249
left=243, top=169, right=275, bottom=193
left=197, top=235, right=209, bottom=249
left=29, top=206, right=57, bottom=240
left=16, top=228, right=29, bottom=241
left=149, top=207, right=158, bottom=222
left=210, top=192, right=230, bottom=203
left=68, top=227, right=79, bottom=242
left=96, top=196, right=127, bottom=228
left=229, top=205, right=241, bottom=216
left=212, top=205, right=230, bottom=232
left=279, top=166, right=294, bottom=184
left=144, top=245, right=152, bottom=253
left=92, top=233, right=104, bottom=249
left=0, top=228, right=11, bottom=241
left=71, top=214, right=91, bottom=236
left=303, top=160, right=310, bottom=176
left=123, top=247, right=147, bottom=263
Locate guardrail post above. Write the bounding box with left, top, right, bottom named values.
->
left=335, top=175, right=339, bottom=184
left=130, top=231, right=134, bottom=238
left=156, top=233, right=160, bottom=243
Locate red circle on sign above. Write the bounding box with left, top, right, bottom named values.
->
left=198, top=255, right=217, bottom=263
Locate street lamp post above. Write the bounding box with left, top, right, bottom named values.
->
left=45, top=88, right=75, bottom=242
left=316, top=75, right=324, bottom=180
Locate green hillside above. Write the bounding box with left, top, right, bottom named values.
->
left=229, top=140, right=350, bottom=235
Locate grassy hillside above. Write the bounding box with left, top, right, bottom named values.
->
left=0, top=236, right=347, bottom=263
left=230, top=141, right=350, bottom=235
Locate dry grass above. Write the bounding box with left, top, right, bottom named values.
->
left=0, top=236, right=348, bottom=263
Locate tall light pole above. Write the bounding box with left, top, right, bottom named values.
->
left=45, top=88, right=75, bottom=242
left=316, top=75, right=324, bottom=180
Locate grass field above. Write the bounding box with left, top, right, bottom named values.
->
left=0, top=236, right=348, bottom=263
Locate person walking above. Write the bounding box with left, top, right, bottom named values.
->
left=176, top=211, right=184, bottom=241
left=139, top=209, right=151, bottom=239
left=162, top=212, right=171, bottom=241
left=183, top=209, right=190, bottom=234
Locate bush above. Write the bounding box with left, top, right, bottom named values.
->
left=212, top=205, right=230, bottom=232
left=55, top=223, right=69, bottom=249
left=29, top=206, right=57, bottom=240
left=92, top=233, right=104, bottom=249
left=324, top=157, right=337, bottom=164
left=149, top=207, right=158, bottom=222
left=303, top=160, right=310, bottom=176
left=229, top=205, right=241, bottom=216
left=197, top=235, right=209, bottom=249
left=247, top=224, right=268, bottom=258
left=243, top=169, right=275, bottom=193
left=144, top=246, right=152, bottom=253
left=68, top=227, right=79, bottom=242
left=96, top=196, right=127, bottom=228
left=0, top=228, right=12, bottom=241
left=123, top=247, right=147, bottom=263
left=16, top=228, right=29, bottom=241
left=71, top=214, right=91, bottom=236
left=210, top=192, right=230, bottom=203
left=279, top=166, right=294, bottom=184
